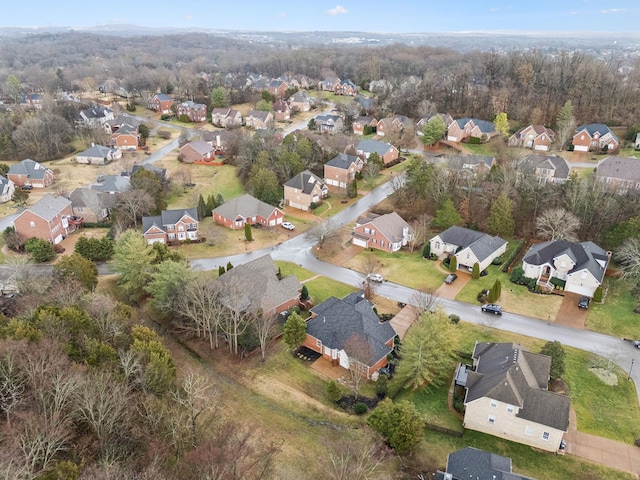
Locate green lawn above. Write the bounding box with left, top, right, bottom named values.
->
left=164, top=164, right=245, bottom=210
left=460, top=143, right=495, bottom=156
left=275, top=261, right=317, bottom=282
left=304, top=276, right=357, bottom=305
left=619, top=147, right=639, bottom=158
left=587, top=278, right=640, bottom=338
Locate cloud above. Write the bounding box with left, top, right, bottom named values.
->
left=601, top=8, right=627, bottom=14
left=275, top=12, right=287, bottom=19
left=326, top=5, right=348, bottom=16
left=183, top=14, right=193, bottom=20
left=489, top=7, right=499, bottom=12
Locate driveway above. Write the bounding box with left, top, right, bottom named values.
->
left=555, top=292, right=589, bottom=328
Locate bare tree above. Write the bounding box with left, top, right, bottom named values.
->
left=217, top=279, right=252, bottom=356
left=171, top=371, right=218, bottom=448
left=0, top=347, right=26, bottom=427
left=114, top=188, right=155, bottom=228
left=306, top=220, right=338, bottom=249
left=325, top=438, right=383, bottom=480
left=253, top=309, right=280, bottom=361
left=362, top=254, right=381, bottom=301
left=409, top=214, right=431, bottom=253
left=409, top=288, right=440, bottom=320
left=536, top=207, right=581, bottom=241
left=17, top=412, right=73, bottom=476
left=175, top=275, right=224, bottom=349
left=342, top=334, right=374, bottom=399
left=617, top=237, right=640, bottom=279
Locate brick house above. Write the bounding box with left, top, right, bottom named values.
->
left=142, top=208, right=199, bottom=244
left=572, top=123, right=619, bottom=153
left=273, top=99, right=291, bottom=121
left=92, top=175, right=130, bottom=194
left=459, top=342, right=570, bottom=453
left=68, top=188, right=114, bottom=223
left=13, top=194, right=76, bottom=244
left=179, top=140, right=215, bottom=163
left=111, top=125, right=139, bottom=151
left=323, top=153, right=363, bottom=191
left=0, top=176, right=15, bottom=203
left=267, top=80, right=288, bottom=98
left=352, top=116, right=377, bottom=135
left=303, top=291, right=396, bottom=379
left=283, top=170, right=328, bottom=212
left=355, top=139, right=399, bottom=165
left=177, top=101, right=207, bottom=123
left=7, top=159, right=54, bottom=188
left=213, top=194, right=284, bottom=230
left=595, top=156, right=640, bottom=192
left=430, top=226, right=507, bottom=272
left=517, top=154, right=571, bottom=184
left=376, top=115, right=411, bottom=138
left=416, top=113, right=454, bottom=133
left=443, top=154, right=496, bottom=177
left=147, top=93, right=174, bottom=114
left=201, top=130, right=233, bottom=154
left=77, top=105, right=114, bottom=130
left=76, top=144, right=122, bottom=165
left=447, top=118, right=497, bottom=143
left=334, top=79, right=358, bottom=96
left=210, top=108, right=243, bottom=128
left=288, top=90, right=314, bottom=112
left=508, top=124, right=555, bottom=151
left=351, top=212, right=414, bottom=253
left=245, top=110, right=274, bottom=130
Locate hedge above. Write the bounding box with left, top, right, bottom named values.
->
left=501, top=239, right=526, bottom=273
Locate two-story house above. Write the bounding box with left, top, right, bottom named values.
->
left=334, top=79, right=358, bottom=96
left=77, top=105, right=114, bottom=130
left=352, top=212, right=414, bottom=253
left=447, top=118, right=497, bottom=143
left=7, top=159, right=54, bottom=188
left=315, top=114, right=344, bottom=134
left=352, top=116, right=378, bottom=136
left=147, top=93, right=174, bottom=114
left=68, top=188, right=114, bottom=223
left=288, top=90, right=315, bottom=112
left=177, top=101, right=207, bottom=123
left=595, top=156, right=640, bottom=192
left=283, top=170, right=328, bottom=212
left=13, top=194, right=76, bottom=244
left=202, top=130, right=233, bottom=155
left=430, top=226, right=507, bottom=273
left=142, top=208, right=199, bottom=245
left=508, top=124, right=555, bottom=151
left=213, top=194, right=284, bottom=230
left=572, top=124, right=619, bottom=153
left=273, top=99, right=291, bottom=121
left=245, top=110, right=274, bottom=130
left=210, top=108, right=243, bottom=128
left=76, top=144, right=122, bottom=165
left=0, top=176, right=15, bottom=203
left=111, top=124, right=139, bottom=151
left=376, top=115, right=411, bottom=138
left=323, top=153, right=363, bottom=191
left=355, top=139, right=399, bottom=165
left=517, top=154, right=571, bottom=184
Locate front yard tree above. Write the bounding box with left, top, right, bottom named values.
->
left=536, top=207, right=581, bottom=241
left=307, top=220, right=338, bottom=249
left=145, top=260, right=193, bottom=313
left=396, top=309, right=458, bottom=390
left=24, top=238, right=56, bottom=263
left=283, top=312, right=306, bottom=350
left=449, top=255, right=457, bottom=273
left=52, top=253, right=98, bottom=291
left=307, top=118, right=317, bottom=131
left=74, top=236, right=114, bottom=262
left=472, top=262, right=480, bottom=279
left=616, top=237, right=640, bottom=280
left=493, top=112, right=510, bottom=138
left=130, top=168, right=166, bottom=215
left=11, top=188, right=29, bottom=207
left=210, top=86, right=229, bottom=108
left=244, top=223, right=253, bottom=242
left=486, top=192, right=515, bottom=238
left=111, top=230, right=155, bottom=302
left=255, top=99, right=273, bottom=112
left=343, top=334, right=373, bottom=399
left=253, top=310, right=279, bottom=361
left=366, top=398, right=423, bottom=453
left=3, top=227, right=21, bottom=252
left=114, top=188, right=154, bottom=228
left=420, top=115, right=446, bottom=147
left=432, top=198, right=462, bottom=230
left=540, top=340, right=566, bottom=380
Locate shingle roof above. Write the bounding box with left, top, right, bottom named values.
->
left=23, top=194, right=71, bottom=222
left=0, top=175, right=12, bottom=196
left=247, top=110, right=272, bottom=122
left=575, top=123, right=619, bottom=142
left=69, top=187, right=115, bottom=212
left=455, top=118, right=496, bottom=134
left=92, top=175, right=130, bottom=193
left=518, top=154, right=571, bottom=180
left=596, top=156, right=640, bottom=182
left=466, top=342, right=570, bottom=432
left=444, top=154, right=494, bottom=171
left=325, top=153, right=360, bottom=170
left=308, top=292, right=395, bottom=366
left=284, top=170, right=326, bottom=194
left=142, top=208, right=197, bottom=234
left=8, top=159, right=51, bottom=180
left=153, top=93, right=172, bottom=102
left=436, top=226, right=507, bottom=263
left=77, top=144, right=116, bottom=159
left=213, top=194, right=280, bottom=221
left=436, top=447, right=536, bottom=480
left=356, top=139, right=394, bottom=155
left=523, top=240, right=608, bottom=283
left=358, top=212, right=412, bottom=243
left=181, top=140, right=213, bottom=156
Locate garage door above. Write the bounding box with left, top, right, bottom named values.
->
left=352, top=238, right=368, bottom=248
left=289, top=202, right=307, bottom=211
left=53, top=234, right=63, bottom=245
left=565, top=284, right=593, bottom=297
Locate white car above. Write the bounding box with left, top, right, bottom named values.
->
left=281, top=222, right=295, bottom=230
left=367, top=273, right=384, bottom=283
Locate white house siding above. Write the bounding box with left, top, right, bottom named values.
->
left=522, top=261, right=544, bottom=279
left=430, top=236, right=458, bottom=257
left=565, top=270, right=600, bottom=297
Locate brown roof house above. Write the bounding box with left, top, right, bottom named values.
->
left=459, top=342, right=570, bottom=453
left=352, top=116, right=378, bottom=136
left=352, top=212, right=413, bottom=253
left=179, top=140, right=215, bottom=163
left=302, top=291, right=396, bottom=379
left=283, top=170, right=328, bottom=212
left=76, top=144, right=122, bottom=165
left=572, top=123, right=619, bottom=153
left=517, top=154, right=571, bottom=184
left=202, top=130, right=234, bottom=155
left=177, top=101, right=207, bottom=123
left=443, top=154, right=496, bottom=177
left=245, top=110, right=274, bottom=130
left=142, top=208, right=199, bottom=245
left=210, top=108, right=243, bottom=128
left=147, top=93, right=174, bottom=114
left=430, top=226, right=507, bottom=272
left=273, top=99, right=291, bottom=121
left=447, top=118, right=497, bottom=143
left=213, top=194, right=284, bottom=230
left=8, top=159, right=54, bottom=188
left=68, top=188, right=114, bottom=223
left=376, top=115, right=411, bottom=138
left=595, top=156, right=640, bottom=193
left=13, top=194, right=76, bottom=245
left=508, top=124, right=555, bottom=151
left=323, top=153, right=363, bottom=191
left=355, top=139, right=399, bottom=165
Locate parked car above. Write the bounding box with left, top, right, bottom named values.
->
left=633, top=340, right=640, bottom=349
left=444, top=273, right=458, bottom=284
left=281, top=222, right=295, bottom=230
left=578, top=296, right=590, bottom=309
left=21, top=184, right=33, bottom=191
left=481, top=304, right=503, bottom=315
left=367, top=273, right=384, bottom=283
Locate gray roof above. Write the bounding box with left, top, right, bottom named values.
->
left=436, top=447, right=536, bottom=480
left=77, top=144, right=116, bottom=159
left=142, top=208, right=197, bottom=234
left=308, top=292, right=395, bottom=366
left=357, top=212, right=411, bottom=243
left=436, top=226, right=507, bottom=263
left=454, top=117, right=496, bottom=134
left=356, top=139, right=394, bottom=155
left=22, top=194, right=71, bottom=222
left=68, top=187, right=115, bottom=212
left=575, top=123, right=619, bottom=143
left=216, top=254, right=300, bottom=313
left=518, top=154, right=571, bottom=180
left=152, top=93, right=172, bottom=101
left=0, top=175, right=12, bottom=196
left=213, top=193, right=280, bottom=220
left=181, top=140, right=213, bottom=155
left=466, top=342, right=570, bottom=432
left=290, top=90, right=312, bottom=103
left=315, top=114, right=341, bottom=123
left=131, top=164, right=167, bottom=182
left=595, top=156, right=640, bottom=182
left=180, top=100, right=205, bottom=109
left=92, top=175, right=130, bottom=193
left=247, top=110, right=272, bottom=122
left=443, top=154, right=494, bottom=171
left=284, top=170, right=326, bottom=194
left=325, top=153, right=360, bottom=170
left=80, top=105, right=111, bottom=120
left=8, top=159, right=51, bottom=180
left=523, top=240, right=608, bottom=283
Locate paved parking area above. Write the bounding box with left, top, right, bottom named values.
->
left=555, top=292, right=588, bottom=328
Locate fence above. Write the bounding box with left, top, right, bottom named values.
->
left=424, top=422, right=463, bottom=438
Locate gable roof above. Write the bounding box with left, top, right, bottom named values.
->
left=77, top=144, right=117, bottom=159
left=454, top=118, right=496, bottom=134
left=22, top=194, right=71, bottom=222
left=575, top=123, right=619, bottom=142
left=356, top=139, right=395, bottom=156
left=443, top=154, right=494, bottom=171
left=68, top=187, right=115, bottom=211
left=435, top=226, right=507, bottom=263
left=325, top=153, right=360, bottom=170
left=181, top=140, right=213, bottom=156
left=131, top=164, right=168, bottom=182
left=8, top=159, right=52, bottom=180
left=595, top=156, right=640, bottom=182
left=142, top=208, right=197, bottom=234
left=92, top=175, right=130, bottom=193
left=512, top=124, right=555, bottom=139
left=308, top=292, right=395, bottom=365
left=315, top=114, right=342, bottom=124
left=466, top=342, right=570, bottom=432
left=213, top=193, right=280, bottom=220
left=436, top=447, right=536, bottom=480
left=358, top=212, right=411, bottom=243
left=246, top=110, right=272, bottom=122
left=79, top=105, right=112, bottom=120
left=284, top=170, right=326, bottom=194
left=290, top=90, right=312, bottom=103
left=152, top=93, right=172, bottom=102
left=523, top=240, right=608, bottom=282
left=0, top=175, right=12, bottom=195
left=179, top=100, right=206, bottom=110
left=518, top=154, right=571, bottom=180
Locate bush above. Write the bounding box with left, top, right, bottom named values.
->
left=549, top=277, right=566, bottom=290
left=442, top=257, right=450, bottom=268
left=375, top=376, right=388, bottom=398
left=160, top=114, right=172, bottom=120
left=353, top=402, right=368, bottom=415
left=326, top=380, right=345, bottom=403
left=471, top=262, right=480, bottom=280
left=501, top=239, right=526, bottom=272
left=309, top=202, right=318, bottom=210
left=157, top=130, right=172, bottom=139
left=467, top=136, right=481, bottom=144
left=24, top=238, right=56, bottom=262
left=422, top=243, right=431, bottom=259
left=300, top=285, right=309, bottom=301
left=492, top=256, right=504, bottom=265
left=449, top=314, right=460, bottom=324
left=449, top=256, right=457, bottom=272
left=593, top=286, right=603, bottom=302
left=178, top=114, right=191, bottom=123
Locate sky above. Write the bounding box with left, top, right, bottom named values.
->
left=0, top=0, right=638, bottom=33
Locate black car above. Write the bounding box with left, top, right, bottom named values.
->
left=481, top=304, right=503, bottom=315
left=20, top=184, right=33, bottom=191
left=578, top=296, right=590, bottom=309
left=444, top=273, right=458, bottom=284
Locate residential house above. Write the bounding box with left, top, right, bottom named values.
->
left=273, top=99, right=291, bottom=121
left=213, top=193, right=284, bottom=230
left=303, top=291, right=396, bottom=378
left=416, top=113, right=454, bottom=134
left=334, top=79, right=358, bottom=96
left=0, top=176, right=14, bottom=203
left=245, top=110, right=274, bottom=130
left=517, top=154, right=571, bottom=184
left=177, top=101, right=207, bottom=123
left=430, top=226, right=507, bottom=272
left=521, top=240, right=609, bottom=297
left=355, top=139, right=399, bottom=165
left=210, top=108, right=243, bottom=128
left=20, top=93, right=44, bottom=109
left=147, top=93, right=174, bottom=114
left=202, top=130, right=233, bottom=154
left=288, top=90, right=314, bottom=112
left=447, top=118, right=497, bottom=143
left=323, top=153, right=363, bottom=191
left=76, top=144, right=122, bottom=165
left=318, top=78, right=338, bottom=92
left=368, top=79, right=393, bottom=94
left=142, top=208, right=199, bottom=244
left=77, top=105, right=114, bottom=129
left=105, top=115, right=142, bottom=133
left=352, top=116, right=377, bottom=136
left=68, top=188, right=114, bottom=223
left=7, top=159, right=54, bottom=188
left=315, top=114, right=344, bottom=134
left=216, top=254, right=301, bottom=316
left=131, top=164, right=168, bottom=184
left=443, top=154, right=496, bottom=177
left=508, top=124, right=555, bottom=151
left=376, top=115, right=411, bottom=137
left=436, top=447, right=536, bottom=480
left=352, top=212, right=414, bottom=253
left=179, top=140, right=215, bottom=163
left=283, top=170, right=328, bottom=212
left=460, top=342, right=570, bottom=453
left=595, top=156, right=640, bottom=192
left=572, top=123, right=619, bottom=153
left=354, top=95, right=375, bottom=114
left=111, top=124, right=139, bottom=151
left=92, top=175, right=130, bottom=194
left=267, top=79, right=288, bottom=98
left=13, top=194, right=76, bottom=244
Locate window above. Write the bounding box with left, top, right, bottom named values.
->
left=525, top=426, right=533, bottom=435
left=488, top=415, right=495, bottom=424
left=30, top=221, right=35, bottom=228
left=542, top=431, right=550, bottom=441
left=490, top=400, right=497, bottom=408
left=506, top=405, right=514, bottom=413
left=316, top=340, right=322, bottom=347
left=435, top=242, right=440, bottom=249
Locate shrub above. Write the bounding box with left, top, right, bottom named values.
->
left=501, top=239, right=526, bottom=273
left=160, top=114, right=172, bottom=120
left=325, top=380, right=345, bottom=402
left=491, top=256, right=504, bottom=265
left=449, top=256, right=457, bottom=272
left=467, top=136, right=481, bottom=144
left=471, top=262, right=480, bottom=280
left=309, top=202, right=318, bottom=210
left=375, top=376, right=388, bottom=398
left=593, top=286, right=603, bottom=302
left=24, top=238, right=56, bottom=263
left=477, top=289, right=489, bottom=303
left=449, top=314, right=460, bottom=325
left=510, top=266, right=525, bottom=284
left=178, top=114, right=191, bottom=123
left=157, top=129, right=172, bottom=139
left=422, top=243, right=431, bottom=258
left=353, top=402, right=368, bottom=415
left=549, top=277, right=566, bottom=290
left=442, top=257, right=450, bottom=268
left=300, top=285, right=309, bottom=300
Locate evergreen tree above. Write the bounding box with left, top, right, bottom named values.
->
left=226, top=261, right=233, bottom=271
left=196, top=194, right=207, bottom=220
left=244, top=223, right=253, bottom=241
left=283, top=312, right=306, bottom=350
left=432, top=198, right=462, bottom=230
left=472, top=262, right=480, bottom=280
left=218, top=265, right=225, bottom=276
left=422, top=243, right=431, bottom=258
left=300, top=285, right=309, bottom=300
left=449, top=255, right=457, bottom=273
left=486, top=192, right=515, bottom=238
left=420, top=115, right=446, bottom=146
left=216, top=193, right=224, bottom=206
left=540, top=341, right=566, bottom=379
